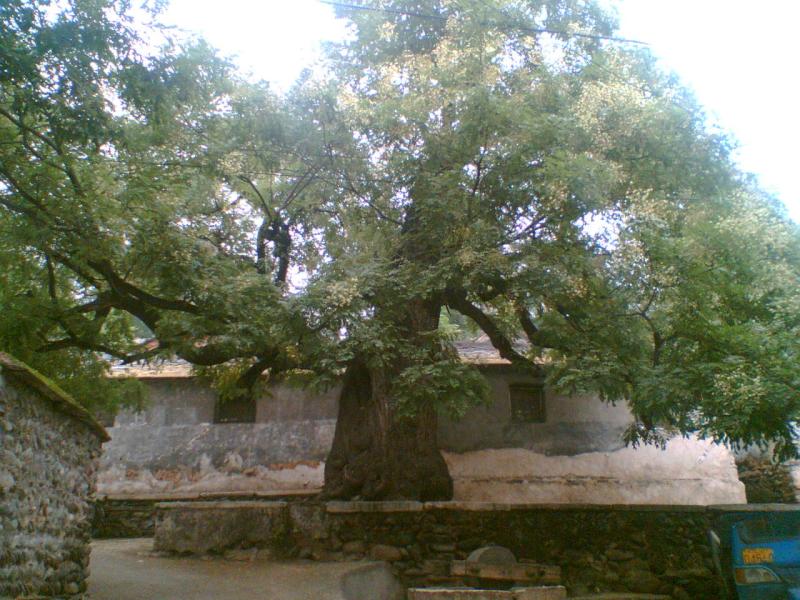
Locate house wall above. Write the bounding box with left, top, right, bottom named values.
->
left=100, top=379, right=338, bottom=498
left=439, top=370, right=631, bottom=455
left=0, top=364, right=104, bottom=598
left=98, top=369, right=746, bottom=504
left=113, top=378, right=340, bottom=426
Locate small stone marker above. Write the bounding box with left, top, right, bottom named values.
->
left=453, top=544, right=561, bottom=588
left=414, top=544, right=564, bottom=600
left=467, top=546, right=517, bottom=565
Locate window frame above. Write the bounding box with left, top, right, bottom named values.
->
left=213, top=394, right=256, bottom=424
left=508, top=383, right=546, bottom=424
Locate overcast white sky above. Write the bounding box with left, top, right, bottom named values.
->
left=162, top=0, right=800, bottom=221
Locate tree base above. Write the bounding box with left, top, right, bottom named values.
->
left=323, top=360, right=453, bottom=501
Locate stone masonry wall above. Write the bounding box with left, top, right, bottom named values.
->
left=0, top=365, right=104, bottom=598
left=149, top=500, right=787, bottom=599
left=92, top=492, right=317, bottom=538
left=308, top=503, right=721, bottom=599
left=736, top=456, right=798, bottom=503
left=92, top=497, right=158, bottom=539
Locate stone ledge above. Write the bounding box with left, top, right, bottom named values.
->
left=326, top=501, right=717, bottom=514
left=101, top=489, right=318, bottom=502
left=425, top=502, right=711, bottom=512
left=155, top=500, right=288, bottom=510
left=327, top=501, right=424, bottom=513
left=708, top=503, right=800, bottom=512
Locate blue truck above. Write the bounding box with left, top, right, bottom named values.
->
left=709, top=508, right=800, bottom=599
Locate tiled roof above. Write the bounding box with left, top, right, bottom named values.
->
left=110, top=336, right=521, bottom=379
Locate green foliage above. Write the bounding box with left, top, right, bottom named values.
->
left=394, top=360, right=491, bottom=419
left=1, top=0, right=799, bottom=456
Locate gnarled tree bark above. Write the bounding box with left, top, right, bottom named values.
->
left=323, top=300, right=453, bottom=501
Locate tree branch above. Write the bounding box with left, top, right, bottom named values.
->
left=87, top=259, right=201, bottom=315
left=445, top=289, right=533, bottom=368
left=238, top=175, right=272, bottom=219
left=0, top=106, right=85, bottom=196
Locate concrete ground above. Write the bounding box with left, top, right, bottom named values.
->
left=88, top=538, right=403, bottom=600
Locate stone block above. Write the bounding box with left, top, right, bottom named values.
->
left=289, top=502, right=329, bottom=546
left=370, top=544, right=404, bottom=561
left=342, top=562, right=405, bottom=600
left=467, top=546, right=516, bottom=565
left=153, top=500, right=289, bottom=554
left=343, top=540, right=366, bottom=555
left=622, top=570, right=663, bottom=595
left=451, top=561, right=561, bottom=585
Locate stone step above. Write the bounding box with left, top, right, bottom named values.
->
left=570, top=595, right=671, bottom=600
left=408, top=587, right=567, bottom=600
left=451, top=561, right=561, bottom=585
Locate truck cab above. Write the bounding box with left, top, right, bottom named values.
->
left=711, top=510, right=800, bottom=600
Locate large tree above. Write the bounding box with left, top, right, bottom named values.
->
left=2, top=0, right=799, bottom=499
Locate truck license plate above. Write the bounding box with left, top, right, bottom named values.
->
left=743, top=548, right=774, bottom=564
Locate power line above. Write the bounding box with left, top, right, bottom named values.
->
left=319, top=1, right=648, bottom=46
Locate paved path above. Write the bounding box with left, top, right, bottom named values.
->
left=88, top=538, right=388, bottom=600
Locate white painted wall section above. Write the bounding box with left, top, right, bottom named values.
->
left=443, top=436, right=746, bottom=505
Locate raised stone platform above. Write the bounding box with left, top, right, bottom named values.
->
left=146, top=499, right=800, bottom=599
left=408, top=588, right=566, bottom=600
left=154, top=500, right=289, bottom=554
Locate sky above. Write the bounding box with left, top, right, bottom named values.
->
left=161, top=0, right=800, bottom=221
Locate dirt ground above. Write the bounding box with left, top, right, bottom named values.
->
left=88, top=538, right=389, bottom=600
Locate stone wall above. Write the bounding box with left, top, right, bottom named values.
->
left=152, top=500, right=790, bottom=599
left=0, top=354, right=108, bottom=598
left=736, top=456, right=798, bottom=503
left=305, top=503, right=721, bottom=599
left=92, top=497, right=159, bottom=539
left=92, top=492, right=317, bottom=538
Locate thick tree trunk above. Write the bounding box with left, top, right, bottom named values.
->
left=323, top=300, right=453, bottom=501
left=323, top=359, right=453, bottom=500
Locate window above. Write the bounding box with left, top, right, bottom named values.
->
left=739, top=515, right=800, bottom=544
left=214, top=395, right=256, bottom=424
left=509, top=384, right=546, bottom=423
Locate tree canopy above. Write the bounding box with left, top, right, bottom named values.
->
left=2, top=0, right=799, bottom=496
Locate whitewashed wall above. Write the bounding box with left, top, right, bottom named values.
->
left=98, top=368, right=746, bottom=504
